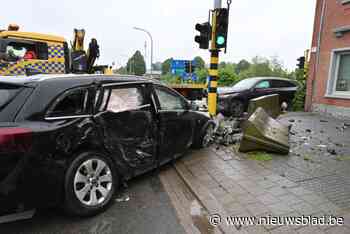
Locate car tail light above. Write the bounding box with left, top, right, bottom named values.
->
left=0, top=128, right=32, bottom=153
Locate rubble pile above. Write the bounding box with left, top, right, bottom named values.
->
left=212, top=113, right=244, bottom=146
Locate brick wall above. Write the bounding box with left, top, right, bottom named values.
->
left=306, top=0, right=350, bottom=117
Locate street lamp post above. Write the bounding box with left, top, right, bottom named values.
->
left=133, top=27, right=154, bottom=76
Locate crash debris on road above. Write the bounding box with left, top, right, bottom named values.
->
left=213, top=94, right=291, bottom=155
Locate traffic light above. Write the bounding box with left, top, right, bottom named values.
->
left=195, top=22, right=211, bottom=49
left=215, top=8, right=229, bottom=49
left=297, top=56, right=305, bottom=70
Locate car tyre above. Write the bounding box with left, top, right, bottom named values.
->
left=229, top=99, right=244, bottom=117
left=63, top=151, right=118, bottom=217
left=193, top=122, right=215, bottom=149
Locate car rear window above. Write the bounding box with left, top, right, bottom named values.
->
left=0, top=84, right=23, bottom=110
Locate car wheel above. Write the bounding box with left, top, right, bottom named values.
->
left=63, top=151, right=118, bottom=217
left=193, top=123, right=215, bottom=148
left=229, top=99, right=244, bottom=117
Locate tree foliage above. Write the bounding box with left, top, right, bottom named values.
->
left=194, top=56, right=206, bottom=70
left=152, top=62, right=162, bottom=71
left=235, top=59, right=250, bottom=74
left=116, top=66, right=128, bottom=75
left=161, top=58, right=173, bottom=75
left=292, top=69, right=306, bottom=111
left=160, top=55, right=295, bottom=88
left=127, top=51, right=146, bottom=76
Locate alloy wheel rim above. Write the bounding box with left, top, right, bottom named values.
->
left=74, top=158, right=113, bottom=206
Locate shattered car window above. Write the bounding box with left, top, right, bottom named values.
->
left=48, top=89, right=88, bottom=117
left=155, top=87, right=185, bottom=110
left=107, top=88, right=144, bottom=113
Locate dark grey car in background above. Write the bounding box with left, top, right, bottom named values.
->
left=218, top=77, right=299, bottom=117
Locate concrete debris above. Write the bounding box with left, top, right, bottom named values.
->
left=213, top=113, right=243, bottom=146
left=115, top=194, right=130, bottom=203
left=239, top=108, right=290, bottom=154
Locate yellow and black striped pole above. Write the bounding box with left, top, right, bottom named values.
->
left=208, top=10, right=220, bottom=116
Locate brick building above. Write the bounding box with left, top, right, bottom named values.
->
left=306, top=0, right=350, bottom=118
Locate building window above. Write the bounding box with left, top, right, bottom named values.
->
left=335, top=53, right=350, bottom=92
left=326, top=49, right=350, bottom=98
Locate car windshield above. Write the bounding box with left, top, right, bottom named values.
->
left=232, top=79, right=258, bottom=90
left=0, top=84, right=22, bottom=110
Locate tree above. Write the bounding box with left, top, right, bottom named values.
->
left=195, top=68, right=209, bottom=84
left=152, top=62, right=162, bottom=71
left=126, top=51, right=146, bottom=76
left=292, top=68, right=306, bottom=111
left=161, top=58, right=173, bottom=75
left=235, top=59, right=250, bottom=74
left=218, top=63, right=239, bottom=86
left=116, top=66, right=127, bottom=74
left=193, top=56, right=206, bottom=70
left=219, top=61, right=227, bottom=69
left=237, top=56, right=292, bottom=80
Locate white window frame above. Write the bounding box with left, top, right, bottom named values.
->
left=325, top=48, right=350, bottom=99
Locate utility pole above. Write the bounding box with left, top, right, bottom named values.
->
left=208, top=7, right=220, bottom=116
left=144, top=41, right=147, bottom=60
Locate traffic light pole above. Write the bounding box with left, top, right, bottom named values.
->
left=208, top=9, right=220, bottom=116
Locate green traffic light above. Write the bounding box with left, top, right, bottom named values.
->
left=216, top=36, right=225, bottom=45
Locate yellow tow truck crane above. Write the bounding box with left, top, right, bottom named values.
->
left=0, top=24, right=111, bottom=76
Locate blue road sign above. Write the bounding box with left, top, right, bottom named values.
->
left=171, top=59, right=197, bottom=81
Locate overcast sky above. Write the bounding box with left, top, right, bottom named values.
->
left=2, top=0, right=316, bottom=70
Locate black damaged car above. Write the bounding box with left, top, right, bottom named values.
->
left=217, top=77, right=299, bottom=117
left=0, top=75, right=215, bottom=217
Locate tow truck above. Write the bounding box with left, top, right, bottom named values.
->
left=0, top=24, right=112, bottom=76
left=0, top=24, right=113, bottom=224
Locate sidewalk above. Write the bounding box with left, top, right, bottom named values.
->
left=174, top=112, right=350, bottom=234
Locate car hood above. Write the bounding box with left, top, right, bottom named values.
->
left=217, top=87, right=247, bottom=96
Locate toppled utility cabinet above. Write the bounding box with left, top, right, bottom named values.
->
left=247, top=94, right=280, bottom=119
left=239, top=107, right=290, bottom=154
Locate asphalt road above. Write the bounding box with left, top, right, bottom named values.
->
left=0, top=169, right=186, bottom=234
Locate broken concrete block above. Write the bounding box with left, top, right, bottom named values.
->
left=239, top=107, right=290, bottom=154
left=247, top=94, right=280, bottom=119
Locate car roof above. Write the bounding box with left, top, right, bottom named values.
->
left=0, top=74, right=156, bottom=87
left=247, top=77, right=297, bottom=83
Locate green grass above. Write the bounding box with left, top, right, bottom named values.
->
left=336, top=156, right=350, bottom=161
left=247, top=152, right=273, bottom=161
